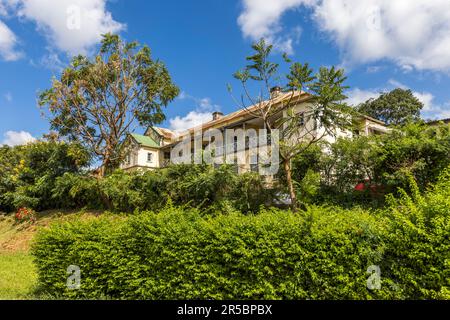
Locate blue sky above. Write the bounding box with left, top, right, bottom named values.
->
left=1, top=0, right=450, bottom=145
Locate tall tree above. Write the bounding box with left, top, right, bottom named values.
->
left=231, top=39, right=354, bottom=210
left=357, top=88, right=423, bottom=125
left=39, top=34, right=179, bottom=176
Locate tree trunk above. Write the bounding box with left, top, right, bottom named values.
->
left=284, top=159, right=298, bottom=212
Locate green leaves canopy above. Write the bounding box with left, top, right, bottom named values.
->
left=357, top=88, right=424, bottom=125
left=38, top=34, right=179, bottom=173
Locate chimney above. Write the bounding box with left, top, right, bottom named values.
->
left=270, top=86, right=282, bottom=98
left=212, top=111, right=224, bottom=121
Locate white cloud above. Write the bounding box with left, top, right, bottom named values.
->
left=313, top=0, right=450, bottom=72
left=2, top=130, right=35, bottom=146
left=238, top=0, right=450, bottom=72
left=169, top=111, right=213, bottom=133
left=2, top=0, right=124, bottom=56
left=169, top=94, right=221, bottom=132
left=346, top=88, right=381, bottom=106
left=238, top=0, right=310, bottom=54
left=413, top=92, right=435, bottom=112
left=0, top=19, right=22, bottom=61
left=387, top=79, right=408, bottom=90
left=347, top=80, right=430, bottom=108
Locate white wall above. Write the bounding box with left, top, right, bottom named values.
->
left=121, top=145, right=160, bottom=170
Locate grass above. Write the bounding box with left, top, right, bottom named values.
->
left=0, top=252, right=37, bottom=300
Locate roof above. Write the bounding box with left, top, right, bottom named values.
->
left=179, top=90, right=312, bottom=136
left=153, top=127, right=176, bottom=140
left=359, top=114, right=387, bottom=126
left=129, top=133, right=160, bottom=148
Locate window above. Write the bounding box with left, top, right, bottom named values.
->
left=250, top=154, right=259, bottom=173
left=147, top=152, right=153, bottom=163
left=298, top=112, right=305, bottom=126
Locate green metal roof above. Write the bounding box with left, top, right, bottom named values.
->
left=130, top=133, right=160, bottom=148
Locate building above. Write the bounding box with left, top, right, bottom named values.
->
left=121, top=90, right=389, bottom=173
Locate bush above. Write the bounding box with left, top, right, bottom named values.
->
left=0, top=140, right=90, bottom=212
left=32, top=170, right=450, bottom=300
left=380, top=171, right=450, bottom=299
left=33, top=205, right=392, bottom=300
left=51, top=165, right=276, bottom=214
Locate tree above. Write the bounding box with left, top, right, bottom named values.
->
left=0, top=138, right=90, bottom=211
left=231, top=39, right=354, bottom=210
left=39, top=34, right=179, bottom=176
left=357, top=88, right=423, bottom=125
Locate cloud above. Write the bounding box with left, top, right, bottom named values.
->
left=0, top=19, right=22, bottom=61
left=346, top=88, right=381, bottom=106
left=30, top=50, right=66, bottom=72
left=1, top=0, right=124, bottom=56
left=2, top=130, right=35, bottom=146
left=347, top=79, right=435, bottom=109
left=169, top=111, right=214, bottom=133
left=20, top=0, right=125, bottom=55
left=314, top=0, right=450, bottom=71
left=169, top=94, right=221, bottom=132
left=413, top=92, right=435, bottom=112
left=238, top=0, right=450, bottom=72
left=238, top=0, right=310, bottom=54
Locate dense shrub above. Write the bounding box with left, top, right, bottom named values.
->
left=380, top=171, right=450, bottom=299
left=32, top=206, right=389, bottom=299
left=289, top=122, right=450, bottom=207
left=32, top=169, right=450, bottom=300
left=0, top=140, right=90, bottom=212
left=52, top=165, right=276, bottom=214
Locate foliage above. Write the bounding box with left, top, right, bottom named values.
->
left=32, top=206, right=389, bottom=300
left=38, top=34, right=179, bottom=175
left=381, top=171, right=450, bottom=299
left=289, top=122, right=450, bottom=207
left=32, top=169, right=450, bottom=300
left=0, top=140, right=90, bottom=212
left=357, top=88, right=423, bottom=125
left=375, top=122, right=450, bottom=192
left=52, top=165, right=276, bottom=214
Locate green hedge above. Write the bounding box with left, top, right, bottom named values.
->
left=32, top=169, right=450, bottom=299
left=32, top=205, right=390, bottom=299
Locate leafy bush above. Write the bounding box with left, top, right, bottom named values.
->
left=32, top=206, right=388, bottom=299
left=289, top=122, right=450, bottom=208
left=32, top=169, right=450, bottom=300
left=51, top=165, right=276, bottom=214
left=0, top=140, right=90, bottom=212
left=380, top=171, right=450, bottom=299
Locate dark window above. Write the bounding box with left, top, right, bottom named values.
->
left=298, top=112, right=305, bottom=126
